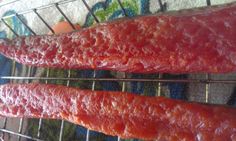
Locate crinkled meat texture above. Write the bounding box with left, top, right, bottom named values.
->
left=0, top=3, right=236, bottom=73
left=0, top=83, right=236, bottom=140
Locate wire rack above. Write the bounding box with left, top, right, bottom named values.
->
left=0, top=0, right=235, bottom=141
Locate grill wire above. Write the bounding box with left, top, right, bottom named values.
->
left=0, top=0, right=235, bottom=140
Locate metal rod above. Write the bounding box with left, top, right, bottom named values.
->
left=157, top=74, right=162, bottom=96
left=45, top=69, right=50, bottom=84
left=59, top=70, right=71, bottom=141
left=1, top=18, right=19, bottom=36
left=17, top=118, right=24, bottom=141
left=206, top=0, right=211, bottom=6
left=91, top=70, right=96, bottom=90
left=86, top=130, right=90, bottom=141
left=121, top=73, right=126, bottom=92
left=117, top=0, right=128, bottom=17
left=86, top=70, right=96, bottom=141
left=81, top=0, right=99, bottom=23
left=0, top=129, right=43, bottom=141
left=205, top=74, right=210, bottom=103
left=35, top=0, right=77, bottom=11
left=2, top=76, right=236, bottom=84
left=37, top=119, right=42, bottom=138
left=205, top=83, right=209, bottom=103
left=55, top=3, right=76, bottom=30
left=2, top=118, right=7, bottom=130
left=0, top=0, right=20, bottom=7
left=158, top=0, right=167, bottom=12
left=33, top=9, right=55, bottom=34
left=59, top=120, right=65, bottom=141
left=15, top=13, right=36, bottom=35
left=26, top=66, right=32, bottom=83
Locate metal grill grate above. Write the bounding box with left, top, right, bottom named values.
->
left=0, top=0, right=235, bottom=141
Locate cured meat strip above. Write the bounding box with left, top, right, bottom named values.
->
left=0, top=83, right=235, bottom=140
left=0, top=3, right=236, bottom=73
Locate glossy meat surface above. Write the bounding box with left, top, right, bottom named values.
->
left=0, top=3, right=236, bottom=73
left=0, top=83, right=235, bottom=140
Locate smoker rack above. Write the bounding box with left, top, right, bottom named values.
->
left=0, top=0, right=234, bottom=140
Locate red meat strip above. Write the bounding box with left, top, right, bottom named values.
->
left=0, top=83, right=235, bottom=140
left=0, top=4, right=236, bottom=73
